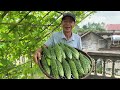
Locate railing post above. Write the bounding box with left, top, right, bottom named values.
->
left=111, top=60, right=115, bottom=78
left=103, top=59, right=106, bottom=76
left=94, top=59, right=97, bottom=75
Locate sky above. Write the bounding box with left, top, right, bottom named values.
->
left=78, top=11, right=120, bottom=27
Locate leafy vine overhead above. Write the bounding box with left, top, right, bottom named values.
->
left=0, top=11, right=95, bottom=79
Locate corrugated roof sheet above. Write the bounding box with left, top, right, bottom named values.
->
left=105, top=24, right=120, bottom=30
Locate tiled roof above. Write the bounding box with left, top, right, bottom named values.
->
left=105, top=24, right=120, bottom=30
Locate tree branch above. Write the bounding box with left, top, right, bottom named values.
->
left=1, top=11, right=9, bottom=19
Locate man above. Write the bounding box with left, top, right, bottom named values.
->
left=33, top=12, right=82, bottom=64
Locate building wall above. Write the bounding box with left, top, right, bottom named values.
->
left=81, top=33, right=107, bottom=51
left=107, top=38, right=112, bottom=49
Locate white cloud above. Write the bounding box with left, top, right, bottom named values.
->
left=78, top=11, right=120, bottom=27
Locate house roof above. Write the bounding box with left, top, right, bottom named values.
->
left=81, top=31, right=107, bottom=41
left=105, top=24, right=120, bottom=30
left=80, top=31, right=90, bottom=37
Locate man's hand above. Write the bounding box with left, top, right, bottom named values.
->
left=33, top=48, right=42, bottom=64
left=33, top=45, right=47, bottom=64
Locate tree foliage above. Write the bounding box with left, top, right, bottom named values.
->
left=79, top=22, right=106, bottom=32
left=0, top=11, right=95, bottom=79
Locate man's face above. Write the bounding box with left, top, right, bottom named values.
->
left=61, top=17, right=75, bottom=33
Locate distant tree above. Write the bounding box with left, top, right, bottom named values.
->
left=73, top=25, right=80, bottom=34
left=80, top=22, right=106, bottom=32
left=83, top=25, right=88, bottom=29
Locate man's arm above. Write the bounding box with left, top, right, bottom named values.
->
left=77, top=35, right=82, bottom=50
left=33, top=33, right=54, bottom=64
